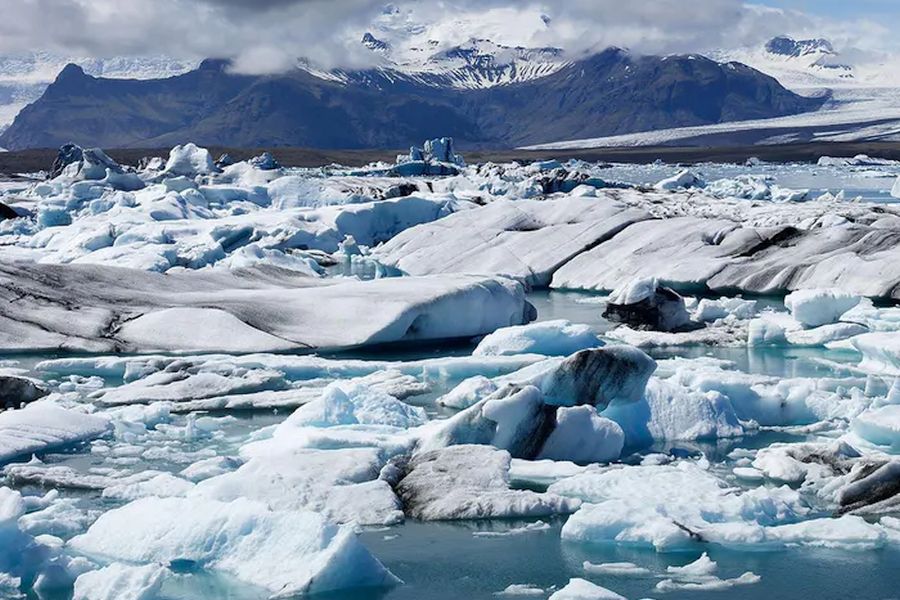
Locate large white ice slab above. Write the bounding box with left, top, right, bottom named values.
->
left=374, top=196, right=650, bottom=287
left=552, top=212, right=900, bottom=300
left=0, top=263, right=533, bottom=353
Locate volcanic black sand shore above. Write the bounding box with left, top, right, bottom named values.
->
left=3, top=141, right=900, bottom=175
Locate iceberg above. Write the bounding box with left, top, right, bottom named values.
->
left=851, top=406, right=900, bottom=449
left=784, top=288, right=860, bottom=327
left=72, top=563, right=167, bottom=600
left=473, top=320, right=603, bottom=357
left=603, top=377, right=743, bottom=447
left=393, top=137, right=466, bottom=176
left=196, top=445, right=406, bottom=526
left=548, top=578, right=625, bottom=600
left=853, top=333, right=900, bottom=375
left=551, top=206, right=900, bottom=300
left=69, top=496, right=399, bottom=597
left=536, top=405, right=624, bottom=463
left=161, top=143, right=216, bottom=177
left=0, top=486, right=92, bottom=592
left=190, top=382, right=427, bottom=525
left=0, top=375, right=48, bottom=410
left=603, top=277, right=693, bottom=332
left=420, top=347, right=656, bottom=461
left=654, top=169, right=705, bottom=191
left=392, top=445, right=580, bottom=520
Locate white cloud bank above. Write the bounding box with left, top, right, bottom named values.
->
left=0, top=0, right=894, bottom=74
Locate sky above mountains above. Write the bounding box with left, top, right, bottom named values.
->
left=1, top=0, right=896, bottom=74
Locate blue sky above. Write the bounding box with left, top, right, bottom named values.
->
left=767, top=0, right=900, bottom=24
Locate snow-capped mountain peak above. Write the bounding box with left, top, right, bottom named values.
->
left=353, top=33, right=568, bottom=89
left=361, top=32, right=391, bottom=53
left=348, top=4, right=567, bottom=89
left=765, top=36, right=836, bottom=60
left=761, top=36, right=851, bottom=76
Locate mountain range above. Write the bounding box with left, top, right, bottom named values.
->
left=0, top=43, right=825, bottom=151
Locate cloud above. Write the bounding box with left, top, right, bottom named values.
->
left=0, top=0, right=894, bottom=74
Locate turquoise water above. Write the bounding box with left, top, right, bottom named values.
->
left=355, top=521, right=900, bottom=600
left=2, top=289, right=898, bottom=600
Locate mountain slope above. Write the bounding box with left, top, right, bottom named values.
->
left=0, top=49, right=826, bottom=150
left=0, top=52, right=196, bottom=129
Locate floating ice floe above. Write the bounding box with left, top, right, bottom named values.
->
left=583, top=561, right=651, bottom=576
left=548, top=578, right=625, bottom=600
left=38, top=351, right=543, bottom=413
left=552, top=459, right=899, bottom=551
left=495, top=583, right=546, bottom=596
left=653, top=551, right=761, bottom=591
left=737, top=440, right=900, bottom=516
left=705, top=174, right=810, bottom=202
left=818, top=154, right=900, bottom=168
left=0, top=405, right=110, bottom=466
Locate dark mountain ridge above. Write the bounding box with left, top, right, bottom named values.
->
left=0, top=49, right=827, bottom=150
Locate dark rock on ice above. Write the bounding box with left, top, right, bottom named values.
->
left=536, top=167, right=624, bottom=194
left=0, top=376, right=49, bottom=410
left=603, top=279, right=694, bottom=332
left=393, top=444, right=579, bottom=520
left=215, top=153, right=234, bottom=168
left=0, top=202, right=19, bottom=221
left=50, top=142, right=84, bottom=178
left=541, top=346, right=658, bottom=408
left=837, top=460, right=900, bottom=515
